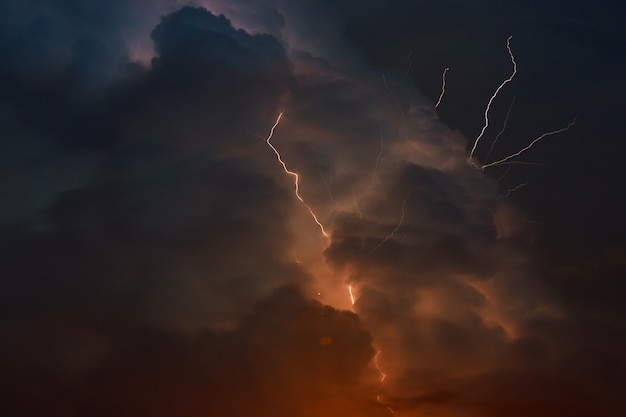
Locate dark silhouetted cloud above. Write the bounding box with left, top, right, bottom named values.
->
left=1, top=1, right=624, bottom=416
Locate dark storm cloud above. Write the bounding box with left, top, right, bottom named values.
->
left=0, top=3, right=309, bottom=317
left=0, top=0, right=146, bottom=228
left=151, top=7, right=290, bottom=81
left=329, top=0, right=626, bottom=243
left=325, top=161, right=496, bottom=277
left=1, top=4, right=291, bottom=227
left=0, top=0, right=142, bottom=149
left=265, top=37, right=583, bottom=415
left=318, top=140, right=575, bottom=414
left=248, top=2, right=623, bottom=414
left=4, top=287, right=388, bottom=417
left=0, top=6, right=320, bottom=414
left=1, top=1, right=625, bottom=416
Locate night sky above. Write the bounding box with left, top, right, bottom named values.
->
left=1, top=1, right=625, bottom=416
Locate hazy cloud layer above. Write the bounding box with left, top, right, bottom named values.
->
left=1, top=1, right=624, bottom=416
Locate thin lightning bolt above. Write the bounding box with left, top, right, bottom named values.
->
left=350, top=182, right=364, bottom=219
left=382, top=74, right=409, bottom=133
left=495, top=163, right=545, bottom=187
left=492, top=161, right=547, bottom=168
left=485, top=95, right=516, bottom=161
left=369, top=194, right=409, bottom=254
left=481, top=118, right=576, bottom=169
left=309, top=143, right=340, bottom=206
left=496, top=164, right=515, bottom=184
left=345, top=284, right=393, bottom=413
left=374, top=350, right=395, bottom=414
left=469, top=36, right=516, bottom=161
left=374, top=351, right=387, bottom=383
left=499, top=181, right=529, bottom=198
left=265, top=112, right=329, bottom=238
left=370, top=117, right=385, bottom=190
left=435, top=67, right=450, bottom=108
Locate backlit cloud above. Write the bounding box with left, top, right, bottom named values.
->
left=1, top=2, right=624, bottom=416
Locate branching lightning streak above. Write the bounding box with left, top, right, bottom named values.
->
left=374, top=351, right=387, bottom=383
left=265, top=113, right=329, bottom=238
left=309, top=143, right=340, bottom=206
left=347, top=284, right=391, bottom=414
left=496, top=162, right=545, bottom=190
left=499, top=181, right=529, bottom=198
left=374, top=350, right=395, bottom=414
left=382, top=74, right=409, bottom=133
left=435, top=67, right=450, bottom=108
left=369, top=194, right=409, bottom=254
left=496, top=164, right=515, bottom=184
left=469, top=36, right=516, bottom=160
left=370, top=118, right=385, bottom=190
left=347, top=287, right=393, bottom=413
left=351, top=182, right=364, bottom=219
left=493, top=161, right=547, bottom=167
left=485, top=95, right=516, bottom=161
left=481, top=118, right=576, bottom=169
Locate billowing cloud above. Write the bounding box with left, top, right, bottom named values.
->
left=5, top=286, right=390, bottom=416
left=1, top=2, right=624, bottom=417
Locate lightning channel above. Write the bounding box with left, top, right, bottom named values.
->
left=481, top=118, right=576, bottom=169
left=348, top=285, right=356, bottom=306
left=469, top=36, right=516, bottom=161
left=382, top=74, right=409, bottom=133
left=309, top=143, right=340, bottom=206
left=485, top=95, right=516, bottom=161
left=370, top=117, right=385, bottom=190
left=495, top=162, right=545, bottom=189
left=435, top=67, right=450, bottom=108
left=374, top=350, right=387, bottom=384
left=351, top=182, right=364, bottom=219
left=265, top=112, right=329, bottom=238
left=374, top=350, right=395, bottom=414
left=370, top=194, right=409, bottom=254
left=346, top=285, right=394, bottom=413
left=499, top=181, right=529, bottom=198
left=496, top=164, right=515, bottom=184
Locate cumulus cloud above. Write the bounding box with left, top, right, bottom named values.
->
left=0, top=2, right=624, bottom=417
left=5, top=287, right=390, bottom=417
